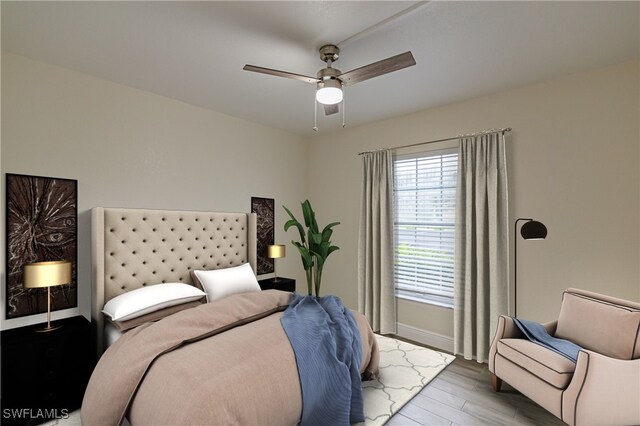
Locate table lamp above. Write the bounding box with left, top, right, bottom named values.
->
left=23, top=260, right=72, bottom=332
left=267, top=244, right=286, bottom=282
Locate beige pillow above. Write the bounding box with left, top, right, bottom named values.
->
left=555, top=291, right=640, bottom=360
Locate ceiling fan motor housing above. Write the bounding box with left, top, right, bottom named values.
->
left=317, top=67, right=341, bottom=81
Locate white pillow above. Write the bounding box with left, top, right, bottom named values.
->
left=102, top=283, right=206, bottom=322
left=193, top=263, right=261, bottom=302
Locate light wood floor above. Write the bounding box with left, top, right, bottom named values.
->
left=390, top=355, right=565, bottom=426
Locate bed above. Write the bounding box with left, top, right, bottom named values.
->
left=83, top=207, right=379, bottom=425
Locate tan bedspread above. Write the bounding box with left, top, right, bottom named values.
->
left=81, top=290, right=379, bottom=425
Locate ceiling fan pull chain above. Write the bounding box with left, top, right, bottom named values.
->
left=313, top=98, right=318, bottom=132
left=342, top=85, right=346, bottom=128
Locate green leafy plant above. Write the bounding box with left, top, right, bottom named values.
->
left=283, top=200, right=340, bottom=297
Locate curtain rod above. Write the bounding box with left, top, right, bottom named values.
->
left=357, top=127, right=512, bottom=156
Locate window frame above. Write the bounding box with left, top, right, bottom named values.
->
left=393, top=147, right=458, bottom=309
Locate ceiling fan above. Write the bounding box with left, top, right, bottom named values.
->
left=243, top=44, right=416, bottom=118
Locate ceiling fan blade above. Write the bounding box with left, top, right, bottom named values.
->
left=243, top=65, right=318, bottom=84
left=324, top=104, right=339, bottom=116
left=338, top=51, right=416, bottom=86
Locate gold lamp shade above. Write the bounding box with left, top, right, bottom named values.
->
left=267, top=244, right=286, bottom=259
left=267, top=245, right=285, bottom=282
left=23, top=260, right=72, bottom=332
left=23, top=260, right=72, bottom=288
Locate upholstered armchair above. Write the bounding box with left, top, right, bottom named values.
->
left=489, top=288, right=640, bottom=426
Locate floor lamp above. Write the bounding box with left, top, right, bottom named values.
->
left=514, top=218, right=547, bottom=318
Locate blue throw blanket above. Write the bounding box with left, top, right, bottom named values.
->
left=513, top=318, right=582, bottom=362
left=280, top=293, right=364, bottom=426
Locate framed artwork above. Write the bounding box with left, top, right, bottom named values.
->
left=251, top=197, right=274, bottom=275
left=6, top=173, right=78, bottom=319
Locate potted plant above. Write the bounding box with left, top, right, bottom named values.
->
left=283, top=200, right=340, bottom=297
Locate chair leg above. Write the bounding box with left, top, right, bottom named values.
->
left=491, top=373, right=502, bottom=392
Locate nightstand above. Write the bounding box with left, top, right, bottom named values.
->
left=259, top=277, right=296, bottom=292
left=1, top=316, right=94, bottom=426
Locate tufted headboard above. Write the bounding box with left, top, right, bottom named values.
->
left=91, top=207, right=257, bottom=355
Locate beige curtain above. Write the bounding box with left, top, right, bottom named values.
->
left=454, top=133, right=509, bottom=362
left=358, top=150, right=396, bottom=334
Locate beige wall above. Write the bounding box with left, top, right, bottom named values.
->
left=0, top=53, right=309, bottom=330
left=309, top=60, right=640, bottom=339
left=2, top=53, right=639, bottom=338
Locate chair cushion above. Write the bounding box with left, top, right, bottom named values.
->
left=497, top=339, right=576, bottom=389
left=555, top=290, right=640, bottom=360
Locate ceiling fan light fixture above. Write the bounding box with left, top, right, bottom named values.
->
left=316, top=79, right=343, bottom=105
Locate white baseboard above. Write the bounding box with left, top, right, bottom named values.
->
left=396, top=322, right=454, bottom=354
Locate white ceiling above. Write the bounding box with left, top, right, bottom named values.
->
left=2, top=1, right=639, bottom=136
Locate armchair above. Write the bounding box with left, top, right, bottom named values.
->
left=489, top=288, right=640, bottom=425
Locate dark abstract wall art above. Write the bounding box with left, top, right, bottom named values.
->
left=251, top=197, right=274, bottom=275
left=6, top=174, right=78, bottom=319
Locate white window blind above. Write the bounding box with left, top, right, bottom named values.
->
left=393, top=150, right=458, bottom=308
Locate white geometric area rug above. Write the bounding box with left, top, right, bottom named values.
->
left=359, top=334, right=455, bottom=425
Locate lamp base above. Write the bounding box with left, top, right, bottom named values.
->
left=273, top=276, right=281, bottom=283
left=35, top=323, right=63, bottom=333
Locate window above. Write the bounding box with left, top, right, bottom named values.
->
left=393, top=149, right=458, bottom=308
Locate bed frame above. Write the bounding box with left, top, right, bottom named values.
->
left=91, top=207, right=257, bottom=356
